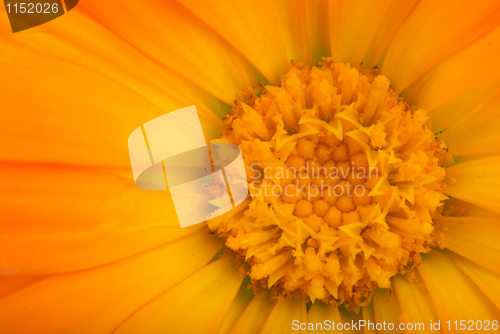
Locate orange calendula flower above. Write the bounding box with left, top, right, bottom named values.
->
left=1, top=0, right=500, bottom=333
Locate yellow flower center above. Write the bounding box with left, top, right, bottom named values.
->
left=207, top=58, right=448, bottom=309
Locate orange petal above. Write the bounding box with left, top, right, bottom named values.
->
left=115, top=255, right=244, bottom=334
left=0, top=230, right=223, bottom=334
left=0, top=45, right=170, bottom=168
left=175, top=0, right=288, bottom=85
left=306, top=0, right=331, bottom=62
left=79, top=1, right=259, bottom=104
left=444, top=156, right=500, bottom=215
left=392, top=274, right=438, bottom=333
left=363, top=0, right=418, bottom=66
left=445, top=250, right=500, bottom=311
left=0, top=163, right=201, bottom=275
left=0, top=4, right=9, bottom=30
left=382, top=0, right=500, bottom=93
left=260, top=298, right=308, bottom=334
left=271, top=0, right=308, bottom=62
left=443, top=195, right=500, bottom=218
left=361, top=304, right=377, bottom=334
left=373, top=288, right=401, bottom=334
left=0, top=276, right=44, bottom=300
left=452, top=200, right=500, bottom=217
left=307, top=301, right=343, bottom=333
left=452, top=154, right=496, bottom=165
left=443, top=93, right=500, bottom=157
left=428, top=80, right=500, bottom=133
left=339, top=306, right=363, bottom=333
left=329, top=0, right=393, bottom=67
left=418, top=250, right=500, bottom=326
left=434, top=216, right=500, bottom=276
left=228, top=293, right=275, bottom=334
left=218, top=282, right=254, bottom=334
left=1, top=9, right=224, bottom=138
left=403, top=24, right=500, bottom=111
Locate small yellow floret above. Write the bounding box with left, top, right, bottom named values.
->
left=294, top=199, right=313, bottom=218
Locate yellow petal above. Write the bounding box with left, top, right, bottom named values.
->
left=115, top=255, right=244, bottom=334
left=455, top=200, right=500, bottom=217
left=443, top=93, right=500, bottom=156
left=361, top=304, right=376, bottom=334
left=228, top=293, right=275, bottom=334
left=452, top=154, right=495, bottom=165
left=0, top=230, right=223, bottom=334
left=176, top=0, right=288, bottom=85
left=307, top=301, right=343, bottom=333
left=271, top=0, right=308, bottom=62
left=329, top=0, right=393, bottom=67
left=443, top=196, right=500, bottom=218
left=418, top=250, right=500, bottom=325
left=428, top=80, right=500, bottom=133
left=444, top=156, right=500, bottom=214
left=0, top=163, right=199, bottom=275
left=306, top=0, right=331, bottom=62
left=392, top=274, right=438, bottom=334
left=434, top=216, right=500, bottom=276
left=373, top=288, right=401, bottom=334
left=260, top=298, right=307, bottom=334
left=445, top=250, right=500, bottom=311
left=79, top=1, right=259, bottom=104
left=218, top=283, right=254, bottom=334
left=363, top=0, right=419, bottom=66
left=339, top=307, right=363, bottom=333
left=382, top=0, right=500, bottom=93
left=403, top=24, right=500, bottom=111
